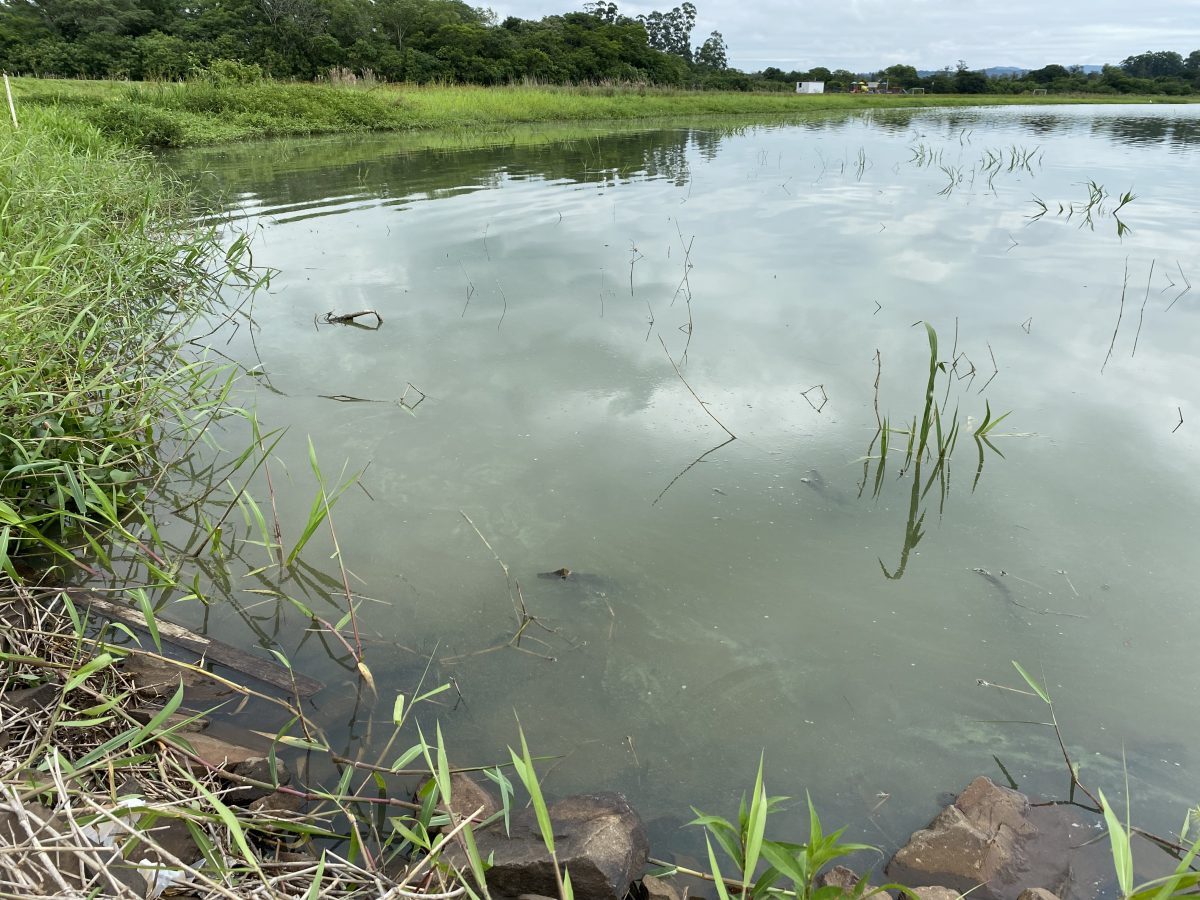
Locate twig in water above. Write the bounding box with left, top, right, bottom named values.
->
left=399, top=382, right=427, bottom=411
left=872, top=350, right=882, bottom=429
left=495, top=279, right=507, bottom=331
left=1131, top=259, right=1154, bottom=357
left=454, top=511, right=562, bottom=663
left=658, top=336, right=735, bottom=440
left=1056, top=569, right=1079, bottom=597
left=1101, top=258, right=1129, bottom=374
left=1173, top=407, right=1184, bottom=433
left=1164, top=261, right=1191, bottom=312
left=482, top=223, right=491, bottom=260
left=322, top=490, right=372, bottom=690
left=652, top=436, right=735, bottom=507
left=801, top=384, right=828, bottom=413
left=628, top=241, right=643, bottom=296
left=320, top=309, right=383, bottom=327
left=977, top=343, right=999, bottom=394
left=1021, top=316, right=1033, bottom=333
left=460, top=263, right=475, bottom=317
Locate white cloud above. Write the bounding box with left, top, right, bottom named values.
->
left=487, top=0, right=1200, bottom=72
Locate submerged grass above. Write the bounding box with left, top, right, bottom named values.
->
left=12, top=77, right=1193, bottom=149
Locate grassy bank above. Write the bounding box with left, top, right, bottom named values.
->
left=0, top=106, right=258, bottom=567
left=13, top=77, right=1196, bottom=149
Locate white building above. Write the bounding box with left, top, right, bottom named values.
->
left=795, top=81, right=825, bottom=94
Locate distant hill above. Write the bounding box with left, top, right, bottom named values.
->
left=982, top=66, right=1027, bottom=77
left=915, top=64, right=1106, bottom=77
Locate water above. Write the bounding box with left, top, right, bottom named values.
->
left=160, top=106, right=1200, bottom=855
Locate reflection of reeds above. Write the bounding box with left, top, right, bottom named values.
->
left=863, top=323, right=1012, bottom=578
left=1027, top=181, right=1136, bottom=238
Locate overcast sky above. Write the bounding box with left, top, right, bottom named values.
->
left=488, top=0, right=1200, bottom=73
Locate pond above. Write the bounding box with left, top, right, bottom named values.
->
left=158, top=105, right=1200, bottom=857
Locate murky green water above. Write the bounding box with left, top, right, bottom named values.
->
left=162, top=106, right=1199, bottom=853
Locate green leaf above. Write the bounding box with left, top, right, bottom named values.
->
left=305, top=851, right=327, bottom=900
left=510, top=721, right=554, bottom=855
left=436, top=721, right=452, bottom=805
left=1099, top=789, right=1133, bottom=896
left=742, top=753, right=768, bottom=889
left=1011, top=660, right=1051, bottom=704
left=705, top=835, right=732, bottom=900
left=63, top=652, right=114, bottom=694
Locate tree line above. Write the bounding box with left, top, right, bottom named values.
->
left=0, top=0, right=1195, bottom=96
left=752, top=52, right=1200, bottom=95
left=0, top=0, right=728, bottom=85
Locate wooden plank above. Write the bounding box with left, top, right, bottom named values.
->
left=63, top=589, right=324, bottom=698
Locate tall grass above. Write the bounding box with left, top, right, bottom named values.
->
left=12, top=77, right=1184, bottom=150
left=0, top=107, right=260, bottom=568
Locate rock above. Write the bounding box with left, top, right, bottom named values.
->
left=139, top=815, right=203, bottom=866
left=886, top=777, right=1074, bottom=900
left=909, top=887, right=965, bottom=900
left=641, top=874, right=684, bottom=900
left=4, top=681, right=60, bottom=713
left=249, top=790, right=307, bottom=815
left=1016, top=890, right=1061, bottom=900
left=176, top=732, right=261, bottom=769
left=226, top=756, right=293, bottom=804
left=818, top=865, right=864, bottom=891
left=121, top=652, right=232, bottom=700
left=420, top=771, right=501, bottom=824
left=817, top=864, right=889, bottom=898
left=448, top=791, right=648, bottom=900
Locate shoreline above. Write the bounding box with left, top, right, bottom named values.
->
left=12, top=76, right=1199, bottom=149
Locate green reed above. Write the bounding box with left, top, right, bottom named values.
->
left=0, top=107, right=262, bottom=569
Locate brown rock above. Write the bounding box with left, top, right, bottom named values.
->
left=1016, top=890, right=1061, bottom=900
left=885, top=778, right=1070, bottom=900
left=909, top=887, right=965, bottom=900
left=121, top=653, right=232, bottom=700
left=175, top=732, right=261, bottom=768
left=223, top=756, right=292, bottom=804
left=139, top=815, right=203, bottom=866
left=442, top=771, right=501, bottom=822
left=250, top=790, right=308, bottom=815
left=4, top=682, right=60, bottom=713
left=641, top=874, right=684, bottom=900
left=447, top=791, right=648, bottom=900
left=817, top=864, right=889, bottom=898
left=819, top=865, right=865, bottom=891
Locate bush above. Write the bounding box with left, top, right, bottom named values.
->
left=190, top=59, right=264, bottom=85
left=88, top=100, right=185, bottom=148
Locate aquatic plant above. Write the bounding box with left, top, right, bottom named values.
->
left=681, top=756, right=905, bottom=900
left=861, top=323, right=1011, bottom=579
left=990, top=663, right=1200, bottom=900
left=1027, top=180, right=1137, bottom=237
left=0, top=107, right=262, bottom=570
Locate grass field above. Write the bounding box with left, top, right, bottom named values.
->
left=12, top=76, right=1194, bottom=148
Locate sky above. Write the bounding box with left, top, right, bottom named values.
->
left=487, top=0, right=1200, bottom=73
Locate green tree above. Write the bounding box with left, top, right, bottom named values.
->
left=693, top=29, right=725, bottom=70
left=135, top=29, right=192, bottom=78
left=879, top=63, right=918, bottom=88
left=1121, top=50, right=1184, bottom=78
left=637, top=1, right=694, bottom=60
